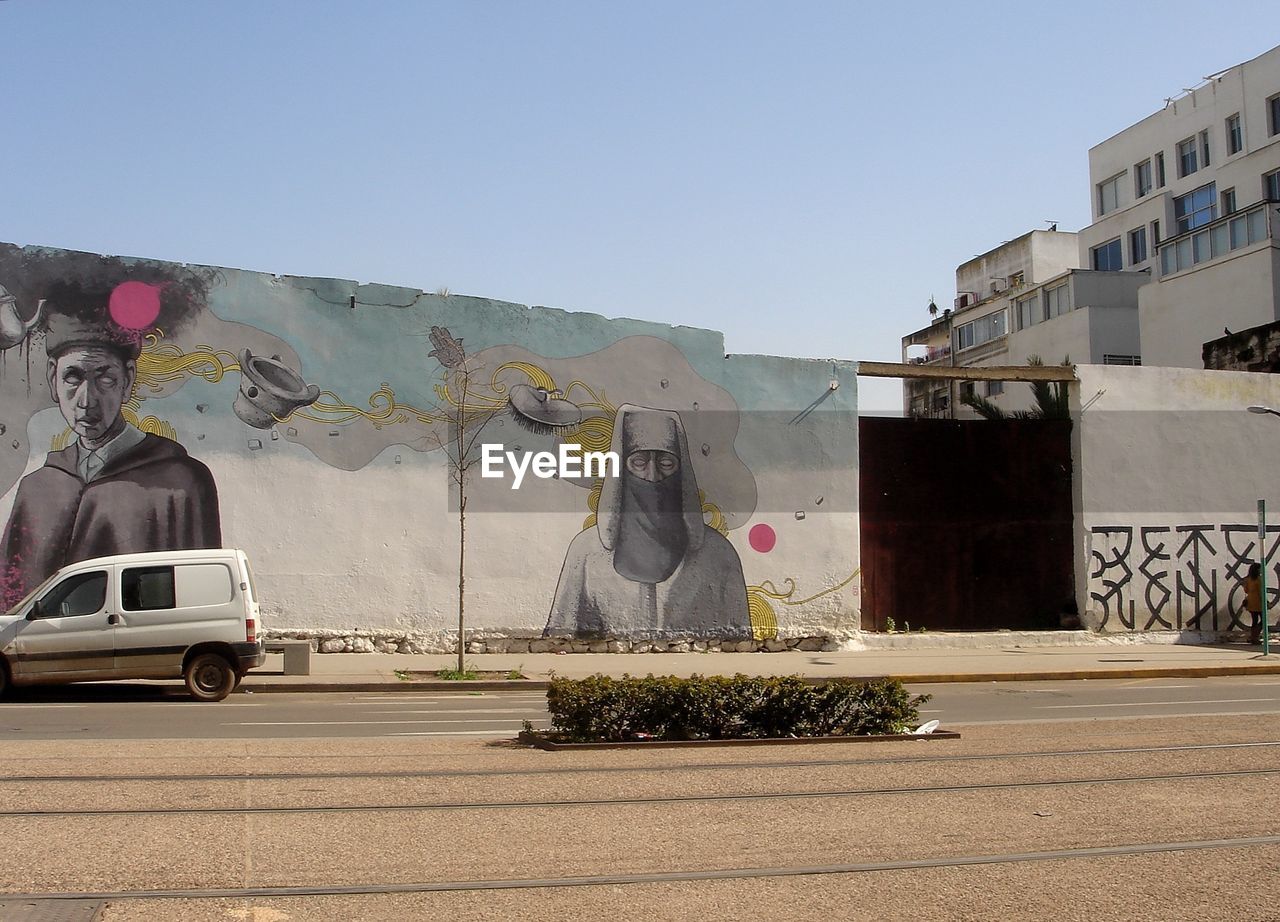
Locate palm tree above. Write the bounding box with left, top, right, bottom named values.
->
left=961, top=355, right=1070, bottom=420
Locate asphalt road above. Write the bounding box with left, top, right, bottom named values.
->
left=1, top=676, right=1279, bottom=739
left=1, top=712, right=1278, bottom=921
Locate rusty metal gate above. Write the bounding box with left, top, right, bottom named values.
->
left=859, top=417, right=1075, bottom=632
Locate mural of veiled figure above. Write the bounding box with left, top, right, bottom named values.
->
left=545, top=404, right=751, bottom=638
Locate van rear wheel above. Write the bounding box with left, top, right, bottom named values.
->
left=185, top=653, right=236, bottom=701
left=0, top=659, right=9, bottom=698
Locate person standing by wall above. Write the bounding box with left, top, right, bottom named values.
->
left=1244, top=563, right=1264, bottom=646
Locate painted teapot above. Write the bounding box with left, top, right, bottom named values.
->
left=233, top=349, right=321, bottom=429
left=0, top=286, right=44, bottom=350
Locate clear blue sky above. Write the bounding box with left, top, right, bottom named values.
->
left=4, top=1, right=1277, bottom=410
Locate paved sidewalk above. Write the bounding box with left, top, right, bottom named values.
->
left=240, top=637, right=1280, bottom=693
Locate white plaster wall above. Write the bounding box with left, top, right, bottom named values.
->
left=204, top=438, right=861, bottom=639
left=956, top=235, right=1033, bottom=300
left=1138, top=245, right=1280, bottom=367
left=1073, top=364, right=1280, bottom=631
left=1008, top=305, right=1094, bottom=366
left=209, top=448, right=584, bottom=633
left=955, top=230, right=1080, bottom=302
left=1027, top=232, right=1083, bottom=284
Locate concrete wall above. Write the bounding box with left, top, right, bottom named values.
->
left=1138, top=245, right=1280, bottom=367
left=0, top=243, right=860, bottom=643
left=1027, top=232, right=1083, bottom=285
left=1073, top=364, right=1280, bottom=632
left=955, top=230, right=1080, bottom=301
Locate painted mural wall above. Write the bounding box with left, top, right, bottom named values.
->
left=0, top=243, right=860, bottom=642
left=1074, top=364, right=1280, bottom=632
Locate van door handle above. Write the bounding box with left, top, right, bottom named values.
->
left=107, top=614, right=120, bottom=625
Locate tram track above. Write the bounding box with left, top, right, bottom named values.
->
left=7, top=835, right=1280, bottom=903
left=3, top=738, right=1279, bottom=785
left=2, top=766, right=1277, bottom=817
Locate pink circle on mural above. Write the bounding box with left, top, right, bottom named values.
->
left=748, top=523, right=776, bottom=553
left=109, top=281, right=163, bottom=330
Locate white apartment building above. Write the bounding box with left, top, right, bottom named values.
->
left=1082, top=44, right=1280, bottom=367
left=903, top=43, right=1280, bottom=416
left=901, top=229, right=1143, bottom=417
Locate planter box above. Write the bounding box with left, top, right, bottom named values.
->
left=518, top=729, right=960, bottom=751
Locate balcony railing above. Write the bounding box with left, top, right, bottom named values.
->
left=1158, top=201, right=1276, bottom=278
left=907, top=344, right=952, bottom=365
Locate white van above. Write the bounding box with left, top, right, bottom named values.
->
left=0, top=548, right=266, bottom=701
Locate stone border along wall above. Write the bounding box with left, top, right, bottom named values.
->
left=263, top=630, right=840, bottom=654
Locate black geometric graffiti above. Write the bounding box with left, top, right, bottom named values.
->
left=1089, top=526, right=1134, bottom=630
left=1090, top=523, right=1280, bottom=632
left=1175, top=525, right=1217, bottom=631
left=1137, top=527, right=1171, bottom=630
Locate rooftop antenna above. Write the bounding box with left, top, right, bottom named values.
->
left=1044, top=220, right=1058, bottom=231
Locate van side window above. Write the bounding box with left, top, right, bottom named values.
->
left=121, top=567, right=176, bottom=611
left=39, top=571, right=107, bottom=618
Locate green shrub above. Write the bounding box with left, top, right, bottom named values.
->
left=544, top=673, right=931, bottom=742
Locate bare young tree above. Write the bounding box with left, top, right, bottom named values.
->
left=423, top=326, right=505, bottom=673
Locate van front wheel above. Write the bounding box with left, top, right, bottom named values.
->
left=185, top=654, right=236, bottom=702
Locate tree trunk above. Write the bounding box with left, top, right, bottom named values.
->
left=458, top=491, right=466, bottom=674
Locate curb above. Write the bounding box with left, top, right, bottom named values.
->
left=236, top=663, right=1280, bottom=694
left=239, top=680, right=547, bottom=694
left=517, top=729, right=963, bottom=751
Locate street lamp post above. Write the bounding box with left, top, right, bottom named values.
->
left=1246, top=406, right=1276, bottom=656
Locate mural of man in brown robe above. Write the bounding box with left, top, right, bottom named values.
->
left=1, top=299, right=221, bottom=603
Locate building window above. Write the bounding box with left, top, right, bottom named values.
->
left=1177, top=137, right=1198, bottom=178
left=1151, top=219, right=1161, bottom=246
left=1227, top=113, right=1243, bottom=154
left=1045, top=283, right=1070, bottom=317
left=1129, top=226, right=1148, bottom=264
left=1161, top=202, right=1269, bottom=275
left=955, top=311, right=1007, bottom=351
left=1174, top=183, right=1216, bottom=234
left=1155, top=152, right=1166, bottom=188
left=1199, top=130, right=1211, bottom=168
left=1134, top=159, right=1152, bottom=198
left=1009, top=270, right=1025, bottom=288
left=1097, top=172, right=1124, bottom=215
left=1270, top=94, right=1280, bottom=136
left=1103, top=354, right=1142, bottom=366
left=1016, top=295, right=1039, bottom=330
left=1092, top=238, right=1123, bottom=271
left=1221, top=188, right=1236, bottom=216
left=1266, top=169, right=1280, bottom=201
left=985, top=380, right=1004, bottom=397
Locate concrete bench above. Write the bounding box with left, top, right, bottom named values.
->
left=264, top=639, right=312, bottom=676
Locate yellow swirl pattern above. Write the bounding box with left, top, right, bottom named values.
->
left=747, top=594, right=780, bottom=641
left=126, top=411, right=177, bottom=441
left=492, top=362, right=556, bottom=393
left=135, top=334, right=239, bottom=391
left=745, top=568, right=861, bottom=641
